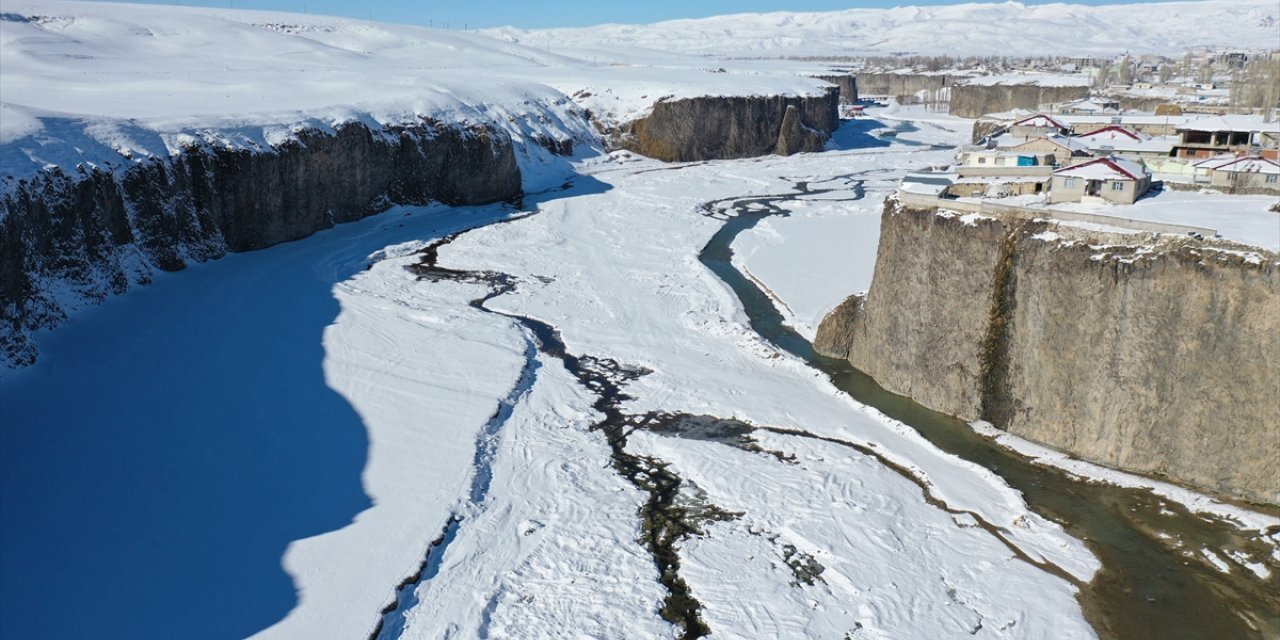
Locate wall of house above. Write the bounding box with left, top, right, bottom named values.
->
left=1210, top=171, right=1280, bottom=192
left=1047, top=176, right=1088, bottom=203
left=815, top=197, right=1280, bottom=505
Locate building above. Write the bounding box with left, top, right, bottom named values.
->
left=1206, top=156, right=1280, bottom=192
left=1074, top=126, right=1177, bottom=166
left=1173, top=116, right=1280, bottom=159
left=1010, top=135, right=1093, bottom=166
left=1051, top=96, right=1121, bottom=116
left=1048, top=156, right=1152, bottom=204
left=1005, top=114, right=1071, bottom=141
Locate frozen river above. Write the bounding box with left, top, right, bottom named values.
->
left=2, top=116, right=1276, bottom=640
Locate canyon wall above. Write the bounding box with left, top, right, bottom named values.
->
left=816, top=198, right=1280, bottom=505
left=0, top=119, right=523, bottom=367
left=618, top=88, right=840, bottom=162
left=949, top=83, right=1090, bottom=118
left=812, top=74, right=859, bottom=102
left=856, top=73, right=953, bottom=97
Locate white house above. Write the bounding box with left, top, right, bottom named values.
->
left=1049, top=156, right=1152, bottom=204
left=1206, top=156, right=1280, bottom=192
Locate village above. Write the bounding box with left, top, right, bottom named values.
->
left=846, top=48, right=1280, bottom=232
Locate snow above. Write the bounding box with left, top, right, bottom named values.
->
left=1045, top=189, right=1280, bottom=251
left=0, top=0, right=833, bottom=183
left=482, top=0, right=1280, bottom=57
left=0, top=202, right=535, bottom=640
left=1213, top=157, right=1280, bottom=174
left=1054, top=156, right=1148, bottom=181
left=2, top=2, right=1264, bottom=638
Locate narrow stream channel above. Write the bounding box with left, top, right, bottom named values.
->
left=698, top=179, right=1280, bottom=639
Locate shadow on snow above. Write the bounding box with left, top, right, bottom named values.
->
left=0, top=174, right=610, bottom=639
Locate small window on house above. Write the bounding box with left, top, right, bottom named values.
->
left=978, top=157, right=987, bottom=164
left=1064, top=177, right=1078, bottom=188
left=1111, top=181, right=1126, bottom=191
left=1267, top=174, right=1278, bottom=184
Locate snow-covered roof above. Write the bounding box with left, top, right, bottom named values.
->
left=1083, top=136, right=1177, bottom=154
left=1177, top=115, right=1280, bottom=134
left=1210, top=156, right=1280, bottom=174
left=1057, top=114, right=1196, bottom=127
left=1075, top=126, right=1146, bottom=142
left=1054, top=156, right=1149, bottom=181
left=1010, top=114, right=1068, bottom=130
left=900, top=172, right=955, bottom=195
left=1193, top=154, right=1246, bottom=170
left=1014, top=135, right=1091, bottom=153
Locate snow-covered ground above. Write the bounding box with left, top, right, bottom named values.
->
left=3, top=2, right=1276, bottom=639
left=0, top=0, right=832, bottom=184
left=985, top=189, right=1280, bottom=251
left=1, top=116, right=1106, bottom=638
left=483, top=0, right=1280, bottom=57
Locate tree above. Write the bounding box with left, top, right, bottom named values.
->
left=1117, top=55, right=1134, bottom=85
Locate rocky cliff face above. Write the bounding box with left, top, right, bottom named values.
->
left=617, top=88, right=840, bottom=162
left=949, top=83, right=1090, bottom=118
left=0, top=119, right=523, bottom=367
left=812, top=74, right=859, bottom=102
left=816, top=198, right=1280, bottom=505
left=856, top=73, right=953, bottom=98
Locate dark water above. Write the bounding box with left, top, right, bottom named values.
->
left=698, top=182, right=1280, bottom=640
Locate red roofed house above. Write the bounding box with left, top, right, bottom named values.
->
left=1048, top=156, right=1152, bottom=204
left=1206, top=156, right=1280, bottom=193
left=1007, top=114, right=1071, bottom=141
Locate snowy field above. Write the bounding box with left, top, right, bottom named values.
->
left=483, top=0, right=1280, bottom=57
left=0, top=0, right=831, bottom=184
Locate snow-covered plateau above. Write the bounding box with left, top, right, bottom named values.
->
left=2, top=2, right=1278, bottom=640
left=484, top=0, right=1280, bottom=57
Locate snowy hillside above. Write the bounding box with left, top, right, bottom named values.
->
left=0, top=0, right=830, bottom=183
left=484, top=0, right=1280, bottom=57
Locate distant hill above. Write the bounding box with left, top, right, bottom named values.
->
left=483, top=0, right=1280, bottom=57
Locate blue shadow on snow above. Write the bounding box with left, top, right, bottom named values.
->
left=0, top=176, right=611, bottom=640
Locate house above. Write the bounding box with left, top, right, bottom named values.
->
left=898, top=172, right=955, bottom=197
left=1074, top=126, right=1177, bottom=165
left=1173, top=115, right=1280, bottom=158
left=1010, top=135, right=1092, bottom=166
left=1048, top=156, right=1152, bottom=204
left=1005, top=114, right=1070, bottom=141
left=1205, top=156, right=1280, bottom=192
left=1053, top=97, right=1121, bottom=116
left=1058, top=114, right=1195, bottom=137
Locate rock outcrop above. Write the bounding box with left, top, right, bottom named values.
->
left=812, top=74, right=859, bottom=102
left=617, top=88, right=840, bottom=162
left=816, top=197, right=1280, bottom=505
left=949, top=83, right=1089, bottom=118
left=856, top=73, right=954, bottom=99
left=0, top=119, right=522, bottom=367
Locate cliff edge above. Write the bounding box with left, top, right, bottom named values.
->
left=817, top=197, right=1280, bottom=505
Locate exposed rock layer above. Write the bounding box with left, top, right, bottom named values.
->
left=0, top=119, right=522, bottom=366
left=618, top=88, right=840, bottom=162
left=949, top=83, right=1090, bottom=118
left=812, top=74, right=859, bottom=103
left=856, top=73, right=954, bottom=98
left=816, top=198, right=1280, bottom=505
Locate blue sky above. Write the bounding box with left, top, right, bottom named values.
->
left=110, top=0, right=1154, bottom=29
